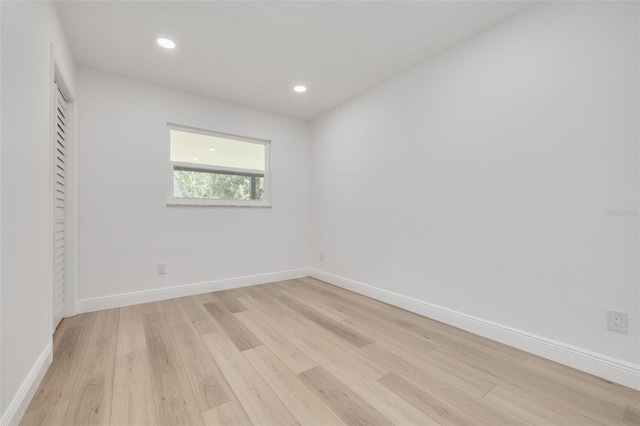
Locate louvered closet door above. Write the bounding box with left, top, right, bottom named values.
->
left=53, top=84, right=68, bottom=330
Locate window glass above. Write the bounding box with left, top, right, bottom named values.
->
left=168, top=126, right=269, bottom=206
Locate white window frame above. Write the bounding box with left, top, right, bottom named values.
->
left=167, top=124, right=271, bottom=207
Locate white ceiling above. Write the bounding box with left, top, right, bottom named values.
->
left=56, top=1, right=534, bottom=120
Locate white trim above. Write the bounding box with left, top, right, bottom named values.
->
left=167, top=197, right=271, bottom=208
left=0, top=344, right=52, bottom=426
left=67, top=98, right=79, bottom=317
left=309, top=268, right=640, bottom=391
left=76, top=268, right=311, bottom=313
left=48, top=44, right=56, bottom=334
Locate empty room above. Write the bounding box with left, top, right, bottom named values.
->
left=1, top=1, right=639, bottom=425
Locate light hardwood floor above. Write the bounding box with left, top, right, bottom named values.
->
left=22, top=278, right=640, bottom=425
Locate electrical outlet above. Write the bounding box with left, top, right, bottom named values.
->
left=319, top=252, right=324, bottom=262
left=157, top=263, right=166, bottom=275
left=607, top=310, right=628, bottom=333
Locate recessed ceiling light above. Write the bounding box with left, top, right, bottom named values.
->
left=157, top=38, right=176, bottom=49
left=192, top=157, right=199, bottom=161
left=294, top=85, right=307, bottom=93
left=208, top=148, right=216, bottom=152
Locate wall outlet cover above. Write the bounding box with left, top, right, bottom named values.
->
left=607, top=310, right=628, bottom=334
left=157, top=264, right=167, bottom=275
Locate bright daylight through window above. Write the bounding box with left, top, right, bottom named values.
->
left=168, top=125, right=270, bottom=206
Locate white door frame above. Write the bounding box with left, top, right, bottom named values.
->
left=50, top=44, right=77, bottom=333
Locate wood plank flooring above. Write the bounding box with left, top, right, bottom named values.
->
left=22, top=277, right=640, bottom=425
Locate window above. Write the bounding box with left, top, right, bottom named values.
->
left=167, top=125, right=270, bottom=206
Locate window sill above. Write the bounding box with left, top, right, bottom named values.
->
left=167, top=203, right=272, bottom=208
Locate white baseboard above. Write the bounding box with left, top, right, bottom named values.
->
left=76, top=268, right=311, bottom=313
left=1, top=343, right=52, bottom=426
left=309, top=268, right=640, bottom=391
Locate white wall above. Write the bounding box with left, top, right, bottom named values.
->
left=0, top=1, right=76, bottom=422
left=76, top=68, right=310, bottom=302
left=311, top=1, right=639, bottom=367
